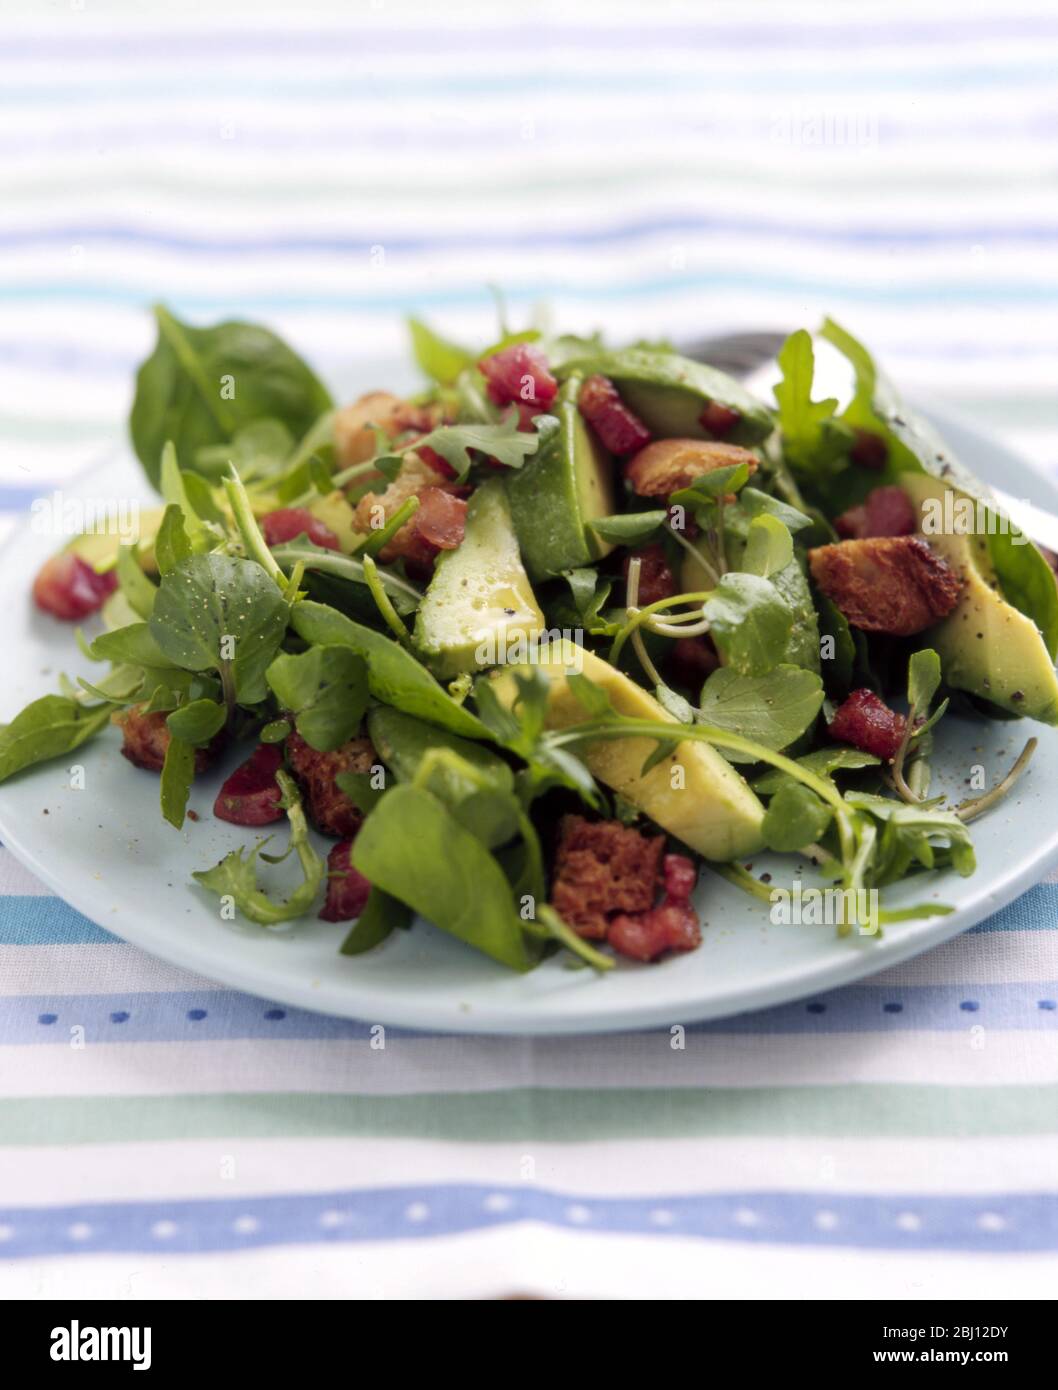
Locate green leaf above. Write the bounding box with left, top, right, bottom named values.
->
left=413, top=412, right=551, bottom=483
left=704, top=572, right=794, bottom=676
left=339, top=885, right=411, bottom=955
left=773, top=329, right=851, bottom=477
left=351, top=784, right=541, bottom=971
left=153, top=503, right=193, bottom=576
left=115, top=544, right=156, bottom=618
left=91, top=621, right=181, bottom=670
left=697, top=665, right=824, bottom=761
left=269, top=541, right=422, bottom=616
left=334, top=770, right=385, bottom=815
left=762, top=780, right=833, bottom=852
left=290, top=602, right=491, bottom=741
left=166, top=698, right=226, bottom=745
left=742, top=514, right=794, bottom=579
left=908, top=648, right=942, bottom=717
left=845, top=795, right=976, bottom=886
left=160, top=733, right=195, bottom=829
left=193, top=770, right=325, bottom=925
left=367, top=705, right=509, bottom=789
left=0, top=695, right=113, bottom=783
left=753, top=746, right=880, bottom=795
left=149, top=554, right=289, bottom=704
left=589, top=510, right=668, bottom=545
left=130, top=305, right=333, bottom=486
left=265, top=645, right=368, bottom=751
left=408, top=318, right=476, bottom=386
left=158, top=442, right=210, bottom=550
left=670, top=462, right=751, bottom=508
left=738, top=486, right=814, bottom=533
left=815, top=592, right=858, bottom=692
left=194, top=418, right=294, bottom=482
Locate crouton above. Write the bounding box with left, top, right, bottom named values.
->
left=625, top=438, right=758, bottom=497
left=550, top=814, right=664, bottom=939
left=808, top=535, right=963, bottom=636
left=113, top=704, right=220, bottom=774
left=285, top=729, right=375, bottom=838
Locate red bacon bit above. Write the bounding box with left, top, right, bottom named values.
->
left=835, top=485, right=916, bottom=540
left=32, top=551, right=118, bottom=621
left=285, top=729, right=373, bottom=838
left=828, top=688, right=907, bottom=760
left=699, top=400, right=742, bottom=437
left=213, top=743, right=285, bottom=826
left=662, top=853, right=697, bottom=904
left=609, top=901, right=701, bottom=962
left=578, top=374, right=652, bottom=455
left=409, top=486, right=467, bottom=551
left=114, top=705, right=221, bottom=774
left=414, top=442, right=458, bottom=481
left=849, top=428, right=888, bottom=470
left=478, top=344, right=558, bottom=409
left=623, top=543, right=675, bottom=607
left=261, top=508, right=341, bottom=551
left=319, top=839, right=372, bottom=922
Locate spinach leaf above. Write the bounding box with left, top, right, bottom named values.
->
left=153, top=503, right=193, bottom=576
left=149, top=554, right=289, bottom=705
left=193, top=770, right=325, bottom=925
left=291, top=601, right=491, bottom=741
left=408, top=318, right=476, bottom=386
left=697, top=665, right=824, bottom=760
left=266, top=645, right=368, bottom=751
left=115, top=544, right=156, bottom=618
left=130, top=305, right=333, bottom=486
left=0, top=695, right=113, bottom=783
left=351, top=784, right=541, bottom=971
left=160, top=733, right=195, bottom=829
left=339, top=885, right=412, bottom=956
left=704, top=572, right=793, bottom=676
left=91, top=622, right=181, bottom=670
left=166, top=698, right=227, bottom=744
left=762, top=780, right=833, bottom=852
left=589, top=510, right=668, bottom=545
left=194, top=418, right=294, bottom=482
left=367, top=706, right=510, bottom=788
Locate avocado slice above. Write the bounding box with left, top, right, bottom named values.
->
left=902, top=475, right=1058, bottom=724
left=504, top=377, right=616, bottom=580
left=558, top=348, right=773, bottom=447
left=308, top=489, right=363, bottom=553
left=67, top=507, right=167, bottom=574
left=490, top=642, right=765, bottom=860
left=413, top=478, right=546, bottom=678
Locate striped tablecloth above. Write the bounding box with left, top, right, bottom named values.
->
left=1, top=1, right=1057, bottom=1299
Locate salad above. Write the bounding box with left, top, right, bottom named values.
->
left=3, top=306, right=1057, bottom=972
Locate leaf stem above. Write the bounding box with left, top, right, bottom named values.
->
left=362, top=554, right=412, bottom=646
left=223, top=467, right=284, bottom=587
left=955, top=737, right=1037, bottom=823
left=362, top=495, right=420, bottom=559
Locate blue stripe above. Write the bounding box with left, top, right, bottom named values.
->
left=3, top=20, right=1058, bottom=60
left=0, top=1183, right=1055, bottom=1257
left=5, top=217, right=1058, bottom=255
left=3, top=273, right=1058, bottom=314
left=0, top=899, right=116, bottom=946
left=3, top=980, right=1056, bottom=1045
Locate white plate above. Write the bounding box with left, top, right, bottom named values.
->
left=2, top=408, right=1057, bottom=1034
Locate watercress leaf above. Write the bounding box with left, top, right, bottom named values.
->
left=367, top=706, right=511, bottom=789
left=753, top=745, right=880, bottom=795
left=815, top=591, right=857, bottom=692
left=339, top=885, right=411, bottom=956
left=563, top=567, right=600, bottom=616
left=192, top=770, right=325, bottom=925
left=704, top=572, right=793, bottom=676
left=670, top=461, right=750, bottom=508
left=160, top=733, right=195, bottom=829
left=408, top=317, right=476, bottom=386
left=698, top=665, right=824, bottom=761
left=153, top=503, right=192, bottom=576
left=908, top=647, right=942, bottom=716
left=92, top=621, right=181, bottom=669
left=179, top=469, right=226, bottom=524
left=130, top=305, right=333, bottom=486
left=290, top=601, right=492, bottom=741
left=738, top=486, right=814, bottom=533
left=589, top=510, right=668, bottom=545
left=77, top=665, right=146, bottom=706
left=762, top=780, right=833, bottom=852
left=334, top=770, right=385, bottom=815
left=0, top=695, right=113, bottom=783
left=158, top=441, right=210, bottom=550
left=351, top=784, right=541, bottom=971
left=115, top=544, right=156, bottom=618
left=165, top=698, right=226, bottom=745
left=742, top=514, right=794, bottom=579
left=150, top=554, right=289, bottom=703
left=265, top=645, right=368, bottom=751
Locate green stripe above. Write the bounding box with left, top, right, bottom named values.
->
left=1, top=1086, right=1056, bottom=1145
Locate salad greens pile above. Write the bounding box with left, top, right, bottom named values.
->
left=2, top=302, right=1056, bottom=970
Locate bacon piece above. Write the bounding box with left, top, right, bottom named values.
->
left=478, top=344, right=558, bottom=409
left=408, top=486, right=466, bottom=551
left=662, top=853, right=697, bottom=903
left=608, top=901, right=701, bottom=962
left=319, top=839, right=372, bottom=922
left=353, top=451, right=461, bottom=568
left=699, top=400, right=742, bottom=437
left=849, top=427, right=888, bottom=470
left=261, top=508, right=341, bottom=551
left=624, top=438, right=758, bottom=498
left=32, top=551, right=118, bottom=621
left=578, top=374, right=651, bottom=455
left=285, top=729, right=374, bottom=838
left=550, top=815, right=664, bottom=939
left=623, top=543, right=675, bottom=607
left=835, top=485, right=916, bottom=540
left=666, top=636, right=720, bottom=692
left=213, top=743, right=284, bottom=826
left=333, top=392, right=448, bottom=469
left=113, top=705, right=220, bottom=774
left=808, top=535, right=963, bottom=636
left=828, top=688, right=907, bottom=761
